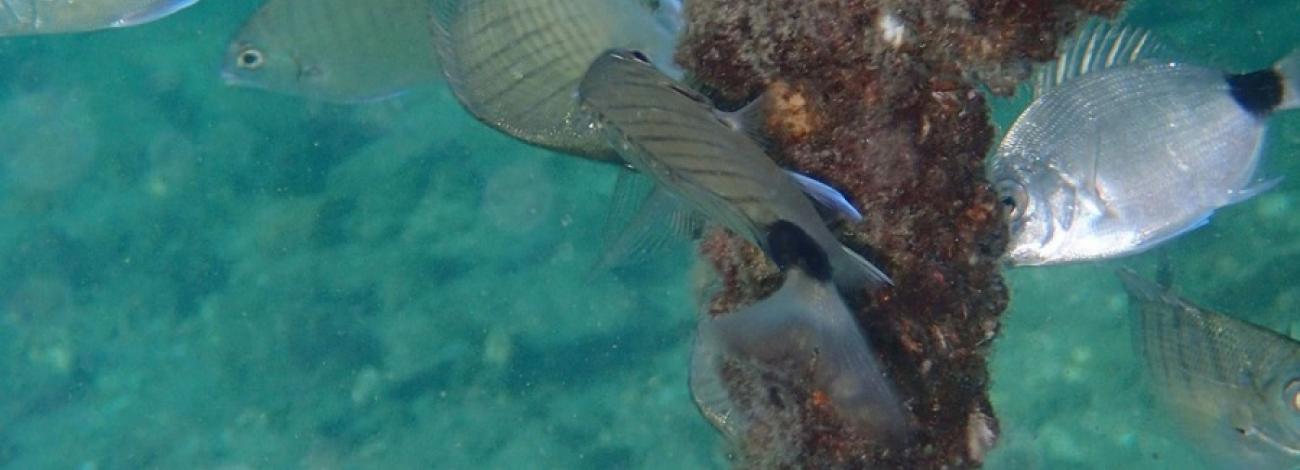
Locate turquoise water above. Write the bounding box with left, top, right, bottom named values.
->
left=1, top=0, right=1298, bottom=468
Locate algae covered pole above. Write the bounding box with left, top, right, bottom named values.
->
left=678, top=1, right=1123, bottom=467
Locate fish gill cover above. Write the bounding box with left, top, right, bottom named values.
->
left=677, top=0, right=1123, bottom=467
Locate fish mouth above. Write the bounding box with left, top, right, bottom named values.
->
left=220, top=70, right=260, bottom=90
left=1243, top=425, right=1300, bottom=457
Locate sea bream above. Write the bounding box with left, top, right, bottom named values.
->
left=221, top=0, right=441, bottom=103
left=578, top=49, right=890, bottom=291
left=430, top=0, right=682, bottom=162
left=0, top=0, right=199, bottom=36
left=990, top=21, right=1300, bottom=266
left=579, top=49, right=908, bottom=441
left=1118, top=269, right=1300, bottom=469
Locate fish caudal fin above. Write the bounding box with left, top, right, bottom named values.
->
left=1275, top=48, right=1300, bottom=111
left=690, top=267, right=911, bottom=446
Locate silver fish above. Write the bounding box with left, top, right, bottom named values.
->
left=1118, top=269, right=1300, bottom=469
left=991, top=21, right=1300, bottom=265
left=430, top=0, right=680, bottom=162
left=222, top=0, right=441, bottom=103
left=691, top=238, right=911, bottom=447
left=578, top=49, right=889, bottom=291
left=0, top=0, right=199, bottom=36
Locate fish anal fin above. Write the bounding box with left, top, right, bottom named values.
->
left=1135, top=213, right=1211, bottom=252
left=1224, top=177, right=1281, bottom=205
left=111, top=0, right=200, bottom=27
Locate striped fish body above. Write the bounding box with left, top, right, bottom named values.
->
left=431, top=0, right=679, bottom=162
left=0, top=0, right=199, bottom=36
left=1118, top=270, right=1300, bottom=468
left=579, top=50, right=845, bottom=274
left=222, top=0, right=440, bottom=103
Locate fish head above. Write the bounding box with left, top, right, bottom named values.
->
left=993, top=165, right=1066, bottom=265
left=1248, top=365, right=1300, bottom=458
left=221, top=31, right=322, bottom=97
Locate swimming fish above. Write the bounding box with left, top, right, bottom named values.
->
left=690, top=221, right=910, bottom=446
left=1117, top=268, right=1300, bottom=469
left=0, top=0, right=199, bottom=36
left=222, top=0, right=441, bottom=103
left=430, top=0, right=681, bottom=162
left=990, top=20, right=1300, bottom=266
left=579, top=49, right=890, bottom=291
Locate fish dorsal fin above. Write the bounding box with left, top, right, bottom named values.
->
left=1033, top=19, right=1170, bottom=97
left=713, top=92, right=773, bottom=151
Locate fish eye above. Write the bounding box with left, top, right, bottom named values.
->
left=1284, top=379, right=1300, bottom=412
left=628, top=50, right=651, bottom=63
left=236, top=48, right=265, bottom=70
left=996, top=180, right=1028, bottom=221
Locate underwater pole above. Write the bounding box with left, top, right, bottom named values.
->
left=679, top=0, right=1125, bottom=468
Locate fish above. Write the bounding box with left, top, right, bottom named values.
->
left=690, top=221, right=910, bottom=446
left=578, top=49, right=890, bottom=292
left=0, top=0, right=199, bottom=36
left=990, top=20, right=1300, bottom=266
left=1118, top=268, right=1300, bottom=469
left=430, top=0, right=681, bottom=162
left=221, top=0, right=441, bottom=103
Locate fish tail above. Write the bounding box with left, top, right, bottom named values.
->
left=690, top=267, right=911, bottom=444
left=1275, top=48, right=1300, bottom=111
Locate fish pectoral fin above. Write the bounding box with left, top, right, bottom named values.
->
left=785, top=170, right=864, bottom=223
left=590, top=171, right=700, bottom=277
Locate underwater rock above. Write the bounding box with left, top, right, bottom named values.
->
left=680, top=0, right=1124, bottom=467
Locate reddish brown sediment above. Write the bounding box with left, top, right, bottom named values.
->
left=683, top=1, right=1123, bottom=468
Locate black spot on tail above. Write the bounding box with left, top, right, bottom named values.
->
left=1227, top=69, right=1283, bottom=116
left=766, top=220, right=832, bottom=281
